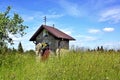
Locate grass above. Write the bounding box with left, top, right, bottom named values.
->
left=0, top=51, right=120, bottom=80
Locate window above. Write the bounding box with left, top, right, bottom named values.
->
left=43, top=29, right=48, bottom=37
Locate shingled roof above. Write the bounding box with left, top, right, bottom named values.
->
left=29, top=25, right=75, bottom=41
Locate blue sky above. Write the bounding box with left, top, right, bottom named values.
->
left=0, top=0, right=120, bottom=50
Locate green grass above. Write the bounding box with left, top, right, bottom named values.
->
left=0, top=52, right=120, bottom=80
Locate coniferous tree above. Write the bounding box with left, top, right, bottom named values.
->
left=100, top=46, right=104, bottom=52
left=97, top=46, right=100, bottom=51
left=12, top=47, right=17, bottom=53
left=18, top=42, right=24, bottom=53
left=117, top=49, right=120, bottom=53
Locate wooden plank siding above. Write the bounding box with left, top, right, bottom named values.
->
left=29, top=25, right=75, bottom=52
left=36, top=29, right=69, bottom=51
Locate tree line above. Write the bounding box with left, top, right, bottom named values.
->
left=0, top=42, right=35, bottom=54
left=70, top=45, right=120, bottom=53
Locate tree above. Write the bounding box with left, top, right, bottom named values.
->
left=0, top=6, right=28, bottom=48
left=97, top=46, right=100, bottom=51
left=12, top=47, right=17, bottom=53
left=25, top=49, right=35, bottom=55
left=99, top=46, right=104, bottom=52
left=18, top=42, right=24, bottom=53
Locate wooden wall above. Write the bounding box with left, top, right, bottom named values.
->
left=35, top=29, right=69, bottom=52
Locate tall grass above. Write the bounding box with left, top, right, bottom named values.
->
left=0, top=51, right=120, bottom=80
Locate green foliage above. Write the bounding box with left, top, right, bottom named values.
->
left=25, top=49, right=35, bottom=55
left=0, top=51, right=120, bottom=80
left=0, top=6, right=28, bottom=48
left=0, top=47, right=7, bottom=54
left=18, top=42, right=24, bottom=53
left=0, top=46, right=13, bottom=54
left=96, top=46, right=104, bottom=52
left=12, top=47, right=17, bottom=53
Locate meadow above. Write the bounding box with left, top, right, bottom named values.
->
left=0, top=51, right=120, bottom=80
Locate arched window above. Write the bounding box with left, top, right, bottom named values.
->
left=43, top=29, right=48, bottom=37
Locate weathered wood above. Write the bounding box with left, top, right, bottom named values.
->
left=35, top=29, right=69, bottom=52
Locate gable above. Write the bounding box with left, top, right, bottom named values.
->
left=29, top=25, right=75, bottom=41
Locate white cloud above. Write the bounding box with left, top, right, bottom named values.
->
left=76, top=34, right=98, bottom=41
left=88, top=29, right=101, bottom=34
left=9, top=33, right=23, bottom=42
left=22, top=11, right=64, bottom=22
left=103, top=27, right=114, bottom=32
left=59, top=0, right=81, bottom=17
left=101, top=41, right=120, bottom=50
left=60, top=28, right=73, bottom=35
left=8, top=28, right=36, bottom=50
left=46, top=14, right=64, bottom=18
left=99, top=8, right=120, bottom=23
left=85, top=36, right=97, bottom=41
left=69, top=34, right=100, bottom=49
left=22, top=16, right=34, bottom=21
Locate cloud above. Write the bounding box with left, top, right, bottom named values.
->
left=69, top=34, right=100, bottom=49
left=99, top=8, right=120, bottom=23
left=45, top=14, right=64, bottom=18
left=88, top=29, right=101, bottom=34
left=103, top=27, right=114, bottom=32
left=76, top=34, right=98, bottom=41
left=60, top=28, right=73, bottom=35
left=85, top=36, right=97, bottom=41
left=22, top=12, right=64, bottom=22
left=8, top=31, right=35, bottom=51
left=88, top=27, right=114, bottom=33
left=22, top=16, right=34, bottom=21
left=59, top=0, right=81, bottom=17
left=9, top=33, right=23, bottom=42
left=101, top=41, right=120, bottom=49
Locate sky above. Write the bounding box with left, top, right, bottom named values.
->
left=0, top=0, right=120, bottom=50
